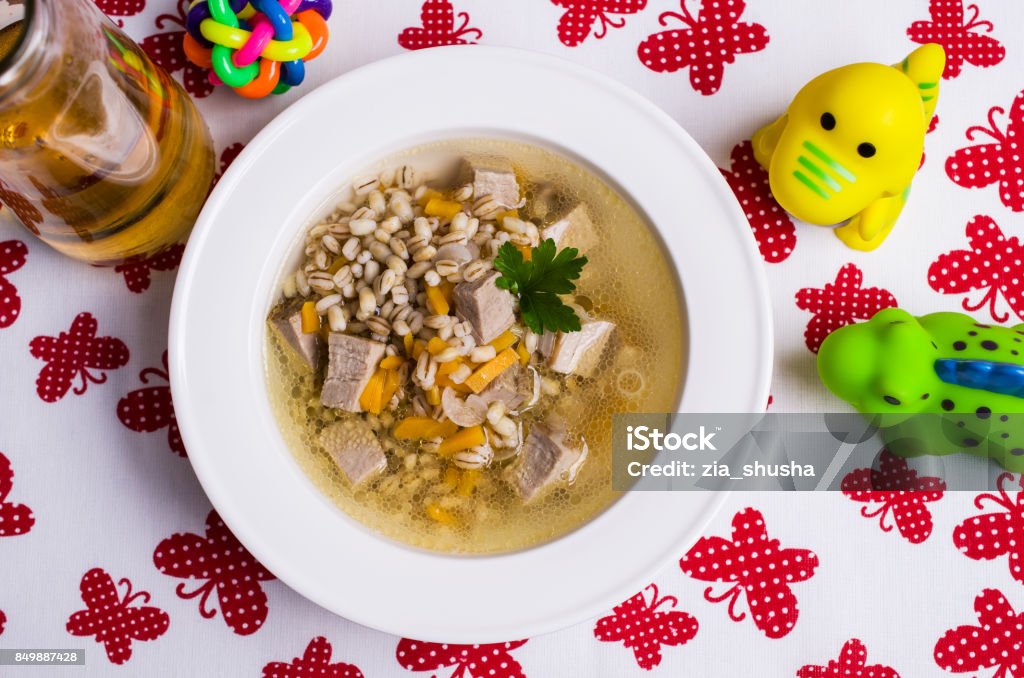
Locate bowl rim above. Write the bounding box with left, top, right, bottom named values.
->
left=169, top=45, right=773, bottom=642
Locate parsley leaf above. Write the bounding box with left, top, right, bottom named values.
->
left=494, top=239, right=588, bottom=334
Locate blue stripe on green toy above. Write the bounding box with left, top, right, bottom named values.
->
left=934, top=359, right=1024, bottom=398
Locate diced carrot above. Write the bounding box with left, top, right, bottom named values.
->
left=515, top=244, right=532, bottom=262
left=439, top=279, right=455, bottom=303
left=427, top=336, right=450, bottom=355
left=425, top=285, right=450, bottom=315
left=495, top=209, right=519, bottom=225
left=412, top=339, right=427, bottom=360
left=327, top=257, right=347, bottom=274
left=426, top=385, right=441, bottom=406
left=488, top=330, right=518, bottom=352
left=438, top=425, right=486, bottom=456
left=463, top=348, right=519, bottom=394
left=424, top=198, right=463, bottom=220
left=300, top=301, right=319, bottom=334
left=380, top=355, right=404, bottom=370
left=516, top=340, right=531, bottom=366
left=358, top=368, right=386, bottom=414
left=437, top=359, right=463, bottom=376
left=457, top=469, right=479, bottom=497
left=425, top=502, right=457, bottom=525
left=442, top=467, right=461, bottom=490
left=403, top=333, right=414, bottom=356
left=381, top=368, right=401, bottom=406
left=394, top=416, right=455, bottom=440
left=417, top=188, right=444, bottom=206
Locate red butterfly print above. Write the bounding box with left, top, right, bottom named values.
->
left=117, top=351, right=185, bottom=458
left=263, top=636, right=365, bottom=678
left=0, top=239, right=27, bottom=329
left=0, top=608, right=5, bottom=635
left=679, top=507, right=818, bottom=639
left=212, top=142, right=246, bottom=190
left=719, top=140, right=796, bottom=263
left=946, top=90, right=1024, bottom=213
left=0, top=452, right=34, bottom=538
left=637, top=0, right=769, bottom=96
left=113, top=244, right=185, bottom=294
left=0, top=179, right=43, bottom=234
left=954, top=472, right=1024, bottom=586
left=552, top=0, right=648, bottom=48
left=29, top=312, right=129, bottom=403
left=93, top=0, right=145, bottom=19
left=395, top=638, right=527, bottom=678
left=398, top=0, right=482, bottom=51
left=841, top=449, right=946, bottom=544
left=907, top=0, right=1004, bottom=80
left=934, top=588, right=1024, bottom=677
left=928, top=215, right=1024, bottom=323
left=795, top=263, right=898, bottom=353
left=799, top=638, right=900, bottom=678
left=66, top=568, right=169, bottom=665
left=141, top=0, right=214, bottom=98
left=153, top=509, right=275, bottom=635
left=594, top=583, right=698, bottom=670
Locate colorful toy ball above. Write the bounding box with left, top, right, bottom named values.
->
left=183, top=0, right=332, bottom=99
left=752, top=44, right=945, bottom=252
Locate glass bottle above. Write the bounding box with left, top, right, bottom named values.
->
left=0, top=0, right=215, bottom=265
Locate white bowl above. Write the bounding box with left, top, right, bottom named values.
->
left=169, top=46, right=772, bottom=642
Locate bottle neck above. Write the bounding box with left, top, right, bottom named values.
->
left=0, top=0, right=51, bottom=102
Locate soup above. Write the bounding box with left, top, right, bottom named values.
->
left=265, top=138, right=685, bottom=554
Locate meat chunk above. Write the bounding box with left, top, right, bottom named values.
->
left=481, top=363, right=534, bottom=411
left=321, top=333, right=386, bottom=412
left=541, top=203, right=598, bottom=252
left=511, top=424, right=587, bottom=502
left=453, top=271, right=516, bottom=344
left=547, top=320, right=615, bottom=377
left=269, top=304, right=319, bottom=370
left=462, top=157, right=520, bottom=208
left=319, top=419, right=386, bottom=486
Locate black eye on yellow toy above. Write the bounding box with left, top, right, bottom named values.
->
left=752, top=44, right=945, bottom=252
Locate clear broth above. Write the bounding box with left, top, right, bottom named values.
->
left=265, top=138, right=686, bottom=554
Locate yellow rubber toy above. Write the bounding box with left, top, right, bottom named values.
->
left=752, top=44, right=945, bottom=252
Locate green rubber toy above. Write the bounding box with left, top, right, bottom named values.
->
left=818, top=308, right=1024, bottom=472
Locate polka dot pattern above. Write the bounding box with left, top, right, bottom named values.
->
left=953, top=473, right=1024, bottom=587
left=395, top=638, right=527, bottom=677
left=113, top=244, right=184, bottom=294
left=841, top=449, right=946, bottom=544
left=796, top=263, right=898, bottom=353
left=0, top=452, right=35, bottom=539
left=945, top=90, right=1024, bottom=212
left=0, top=181, right=43, bottom=234
left=679, top=507, right=819, bottom=639
left=139, top=26, right=215, bottom=98
left=153, top=510, right=276, bottom=636
left=398, top=0, right=482, bottom=51
left=117, top=351, right=186, bottom=457
left=719, top=140, right=796, bottom=263
left=798, top=638, right=901, bottom=678
left=927, top=214, right=1024, bottom=323
left=907, top=0, right=1005, bottom=80
left=0, top=239, right=27, bottom=329
left=593, top=584, right=698, bottom=670
left=933, top=588, right=1024, bottom=675
left=262, top=636, right=365, bottom=678
left=65, top=568, right=169, bottom=665
left=637, top=0, right=769, bottom=96
left=552, top=0, right=648, bottom=48
left=28, top=312, right=130, bottom=403
left=94, top=0, right=145, bottom=17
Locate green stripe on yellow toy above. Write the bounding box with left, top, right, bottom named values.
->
left=183, top=0, right=331, bottom=98
left=818, top=308, right=1024, bottom=472
left=752, top=44, right=945, bottom=251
